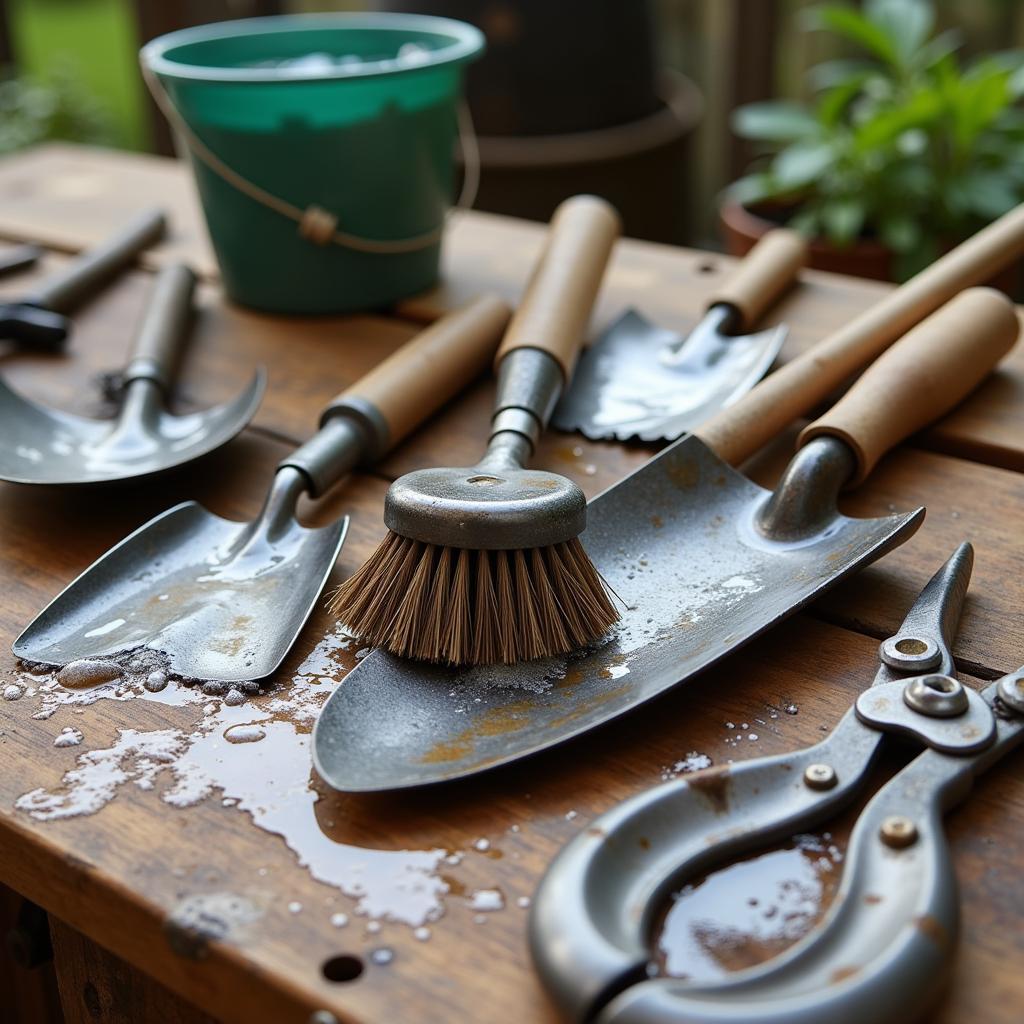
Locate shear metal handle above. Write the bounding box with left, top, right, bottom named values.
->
left=530, top=679, right=1024, bottom=1023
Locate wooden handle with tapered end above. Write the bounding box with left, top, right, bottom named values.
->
left=327, top=293, right=511, bottom=450
left=696, top=201, right=1024, bottom=466
left=495, top=194, right=621, bottom=382
left=711, top=229, right=807, bottom=330
left=798, top=288, right=1018, bottom=486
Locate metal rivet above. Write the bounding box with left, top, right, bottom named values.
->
left=803, top=763, right=837, bottom=790
left=996, top=673, right=1024, bottom=715
left=879, top=815, right=918, bottom=848
left=903, top=674, right=968, bottom=718
left=879, top=634, right=941, bottom=671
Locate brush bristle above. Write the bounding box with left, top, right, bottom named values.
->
left=329, top=533, right=619, bottom=666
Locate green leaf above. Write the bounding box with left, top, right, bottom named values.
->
left=772, top=142, right=835, bottom=190
left=731, top=102, right=819, bottom=142
left=879, top=215, right=921, bottom=253
left=865, top=0, right=933, bottom=67
left=728, top=173, right=782, bottom=206
left=913, top=28, right=962, bottom=71
left=806, top=5, right=899, bottom=67
left=951, top=169, right=1021, bottom=219
left=821, top=197, right=867, bottom=245
left=817, top=74, right=870, bottom=126
left=807, top=59, right=877, bottom=91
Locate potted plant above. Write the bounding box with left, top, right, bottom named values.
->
left=721, top=0, right=1024, bottom=282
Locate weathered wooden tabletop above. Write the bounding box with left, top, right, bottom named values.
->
left=0, top=145, right=1021, bottom=1024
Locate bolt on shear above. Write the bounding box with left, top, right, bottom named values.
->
left=529, top=542, right=1024, bottom=1024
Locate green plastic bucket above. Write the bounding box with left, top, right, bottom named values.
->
left=140, top=14, right=484, bottom=313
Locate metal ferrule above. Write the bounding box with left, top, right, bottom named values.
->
left=122, top=356, right=169, bottom=392
left=278, top=416, right=369, bottom=499
left=755, top=436, right=857, bottom=541
left=319, top=396, right=391, bottom=464
left=491, top=347, right=565, bottom=452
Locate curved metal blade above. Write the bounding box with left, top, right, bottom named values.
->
left=13, top=495, right=348, bottom=683
left=0, top=370, right=265, bottom=485
left=553, top=309, right=786, bottom=443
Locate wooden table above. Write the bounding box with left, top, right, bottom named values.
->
left=0, top=144, right=1022, bottom=1024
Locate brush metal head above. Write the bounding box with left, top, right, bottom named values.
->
left=385, top=464, right=587, bottom=550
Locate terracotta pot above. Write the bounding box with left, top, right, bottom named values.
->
left=720, top=201, right=894, bottom=281
left=720, top=201, right=1023, bottom=295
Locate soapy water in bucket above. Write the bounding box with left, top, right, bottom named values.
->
left=247, top=42, right=433, bottom=73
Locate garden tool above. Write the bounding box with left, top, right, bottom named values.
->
left=330, top=195, right=622, bottom=667
left=0, top=262, right=265, bottom=485
left=0, top=208, right=166, bottom=351
left=529, top=543, right=1024, bottom=1024
left=553, top=229, right=806, bottom=442
left=312, top=287, right=1017, bottom=793
left=0, top=244, right=41, bottom=280
left=13, top=295, right=511, bottom=683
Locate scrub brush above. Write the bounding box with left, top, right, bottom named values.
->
left=331, top=195, right=622, bottom=665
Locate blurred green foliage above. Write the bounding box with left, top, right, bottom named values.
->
left=730, top=0, right=1024, bottom=279
left=9, top=0, right=147, bottom=151
left=0, top=63, right=116, bottom=154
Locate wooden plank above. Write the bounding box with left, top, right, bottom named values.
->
left=51, top=917, right=218, bottom=1024
left=0, top=146, right=1021, bottom=471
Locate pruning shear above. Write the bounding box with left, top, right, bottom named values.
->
left=529, top=542, right=1024, bottom=1023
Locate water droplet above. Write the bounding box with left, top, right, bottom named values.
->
left=223, top=724, right=267, bottom=745
left=330, top=913, right=349, bottom=928
left=469, top=889, right=504, bottom=912
left=473, top=838, right=490, bottom=852
left=288, top=901, right=302, bottom=914
left=784, top=703, right=799, bottom=716
left=565, top=810, right=578, bottom=821
left=144, top=670, right=168, bottom=693
left=583, top=464, right=597, bottom=476
left=366, top=920, right=381, bottom=934
left=53, top=727, right=83, bottom=748
left=516, top=896, right=531, bottom=909
left=370, top=947, right=394, bottom=965
left=748, top=733, right=759, bottom=741
left=413, top=926, right=431, bottom=941
left=3, top=684, right=23, bottom=701
left=57, top=659, right=122, bottom=689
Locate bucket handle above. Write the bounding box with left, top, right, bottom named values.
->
left=140, top=60, right=479, bottom=256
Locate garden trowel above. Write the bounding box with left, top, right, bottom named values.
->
left=553, top=229, right=806, bottom=442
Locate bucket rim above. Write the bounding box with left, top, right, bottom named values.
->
left=140, top=12, right=485, bottom=84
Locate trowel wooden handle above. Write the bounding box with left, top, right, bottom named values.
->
left=26, top=208, right=167, bottom=314
left=711, top=229, right=806, bottom=330
left=799, top=288, right=1018, bottom=485
left=696, top=201, right=1024, bottom=466
left=330, top=293, right=511, bottom=451
left=496, top=195, right=621, bottom=382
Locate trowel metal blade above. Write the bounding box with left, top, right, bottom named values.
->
left=13, top=501, right=348, bottom=682
left=313, top=434, right=922, bottom=792
left=0, top=371, right=265, bottom=485
left=553, top=309, right=786, bottom=443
